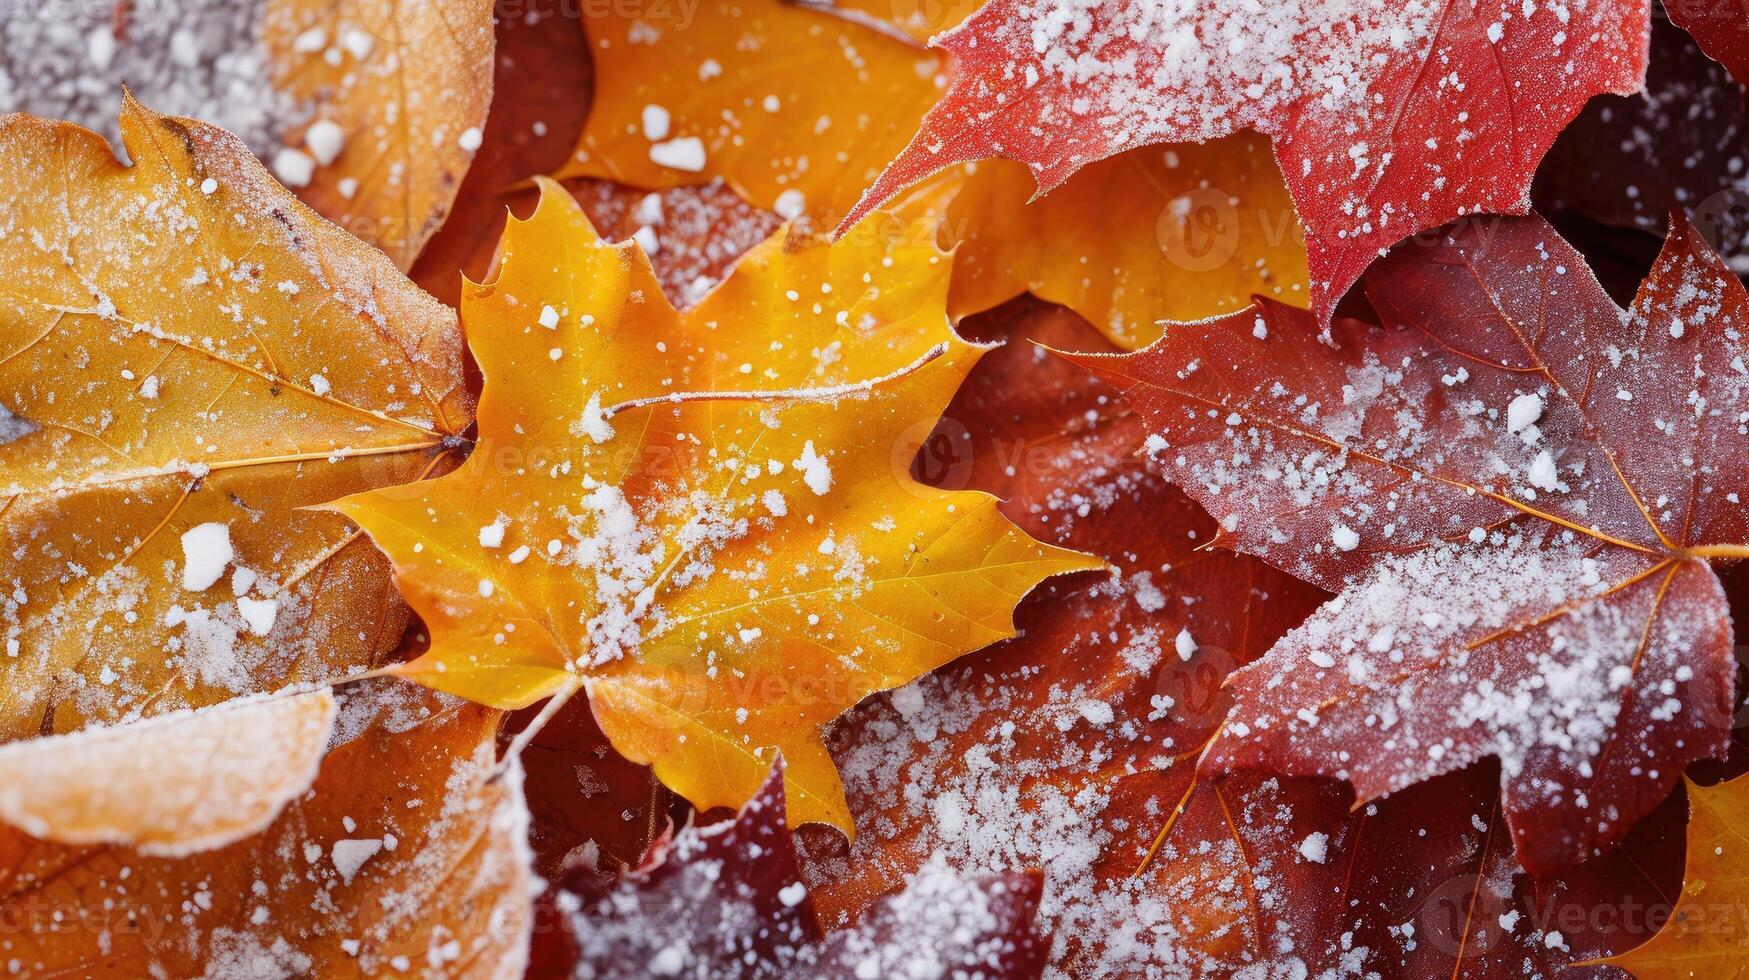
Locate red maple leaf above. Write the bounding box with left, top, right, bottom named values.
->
left=1064, top=213, right=1746, bottom=876
left=800, top=299, right=1682, bottom=973
left=844, top=0, right=1648, bottom=321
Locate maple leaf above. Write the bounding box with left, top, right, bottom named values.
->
left=796, top=300, right=1333, bottom=975
left=259, top=0, right=496, bottom=269
left=332, top=182, right=1100, bottom=832
left=1064, top=213, right=1748, bottom=876
left=1597, top=770, right=1749, bottom=976
left=0, top=689, right=335, bottom=856
left=532, top=760, right=1048, bottom=979
left=1665, top=0, right=1749, bottom=87
left=553, top=0, right=944, bottom=230
left=803, top=300, right=1685, bottom=974
left=0, top=99, right=470, bottom=743
left=846, top=0, right=1650, bottom=322
left=0, top=681, right=534, bottom=977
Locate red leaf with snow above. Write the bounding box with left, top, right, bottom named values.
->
left=846, top=0, right=1648, bottom=321
left=1065, top=213, right=1745, bottom=876
left=533, top=761, right=1046, bottom=979
left=799, top=301, right=1676, bottom=973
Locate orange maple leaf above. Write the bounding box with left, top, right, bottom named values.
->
left=0, top=99, right=470, bottom=742
left=333, top=182, right=1101, bottom=831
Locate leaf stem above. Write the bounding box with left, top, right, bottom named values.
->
left=1684, top=544, right=1749, bottom=560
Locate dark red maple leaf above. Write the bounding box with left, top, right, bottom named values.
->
left=843, top=0, right=1648, bottom=322
left=1064, top=213, right=1746, bottom=877
left=530, top=761, right=1047, bottom=979
left=1537, top=18, right=1749, bottom=269
left=1666, top=0, right=1749, bottom=86
left=798, top=299, right=1679, bottom=974
left=796, top=299, right=1330, bottom=975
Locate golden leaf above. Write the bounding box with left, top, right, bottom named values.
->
left=0, top=681, right=532, bottom=977
left=0, top=99, right=471, bottom=742
left=553, top=0, right=944, bottom=229
left=551, top=0, right=1308, bottom=348
left=334, top=182, right=1100, bottom=831
left=261, top=0, right=496, bottom=269
left=1595, top=773, right=1749, bottom=977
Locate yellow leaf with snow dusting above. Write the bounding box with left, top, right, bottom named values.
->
left=334, top=182, right=1100, bottom=831
left=0, top=99, right=470, bottom=743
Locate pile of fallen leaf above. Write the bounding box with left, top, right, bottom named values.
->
left=3, top=1, right=1749, bottom=977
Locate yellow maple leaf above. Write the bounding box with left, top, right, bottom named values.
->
left=0, top=98, right=471, bottom=742
left=333, top=181, right=1101, bottom=830
left=261, top=0, right=496, bottom=270
left=1592, top=773, right=1749, bottom=977
left=553, top=0, right=945, bottom=230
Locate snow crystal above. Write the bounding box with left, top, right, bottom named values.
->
left=180, top=523, right=234, bottom=592
left=641, top=103, right=672, bottom=141
left=1297, top=831, right=1328, bottom=863
left=1173, top=627, right=1196, bottom=661
left=235, top=597, right=278, bottom=637
left=272, top=148, right=316, bottom=188
left=1505, top=392, right=1544, bottom=434
left=1331, top=524, right=1360, bottom=551
left=304, top=119, right=345, bottom=166
left=794, top=441, right=833, bottom=495
left=649, top=136, right=707, bottom=172
left=330, top=838, right=382, bottom=884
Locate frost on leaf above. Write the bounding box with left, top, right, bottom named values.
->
left=803, top=304, right=1689, bottom=974
left=0, top=100, right=470, bottom=743
left=1066, top=213, right=1746, bottom=875
left=333, top=182, right=1100, bottom=832
left=0, top=688, right=334, bottom=856
left=532, top=760, right=1047, bottom=979
left=261, top=0, right=496, bottom=269
left=799, top=303, right=1328, bottom=975
left=0, top=0, right=495, bottom=270
left=0, top=681, right=534, bottom=977
left=848, top=0, right=1649, bottom=321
